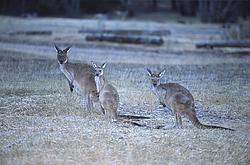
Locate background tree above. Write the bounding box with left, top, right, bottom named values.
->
left=198, top=0, right=241, bottom=23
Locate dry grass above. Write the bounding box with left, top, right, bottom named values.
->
left=0, top=16, right=250, bottom=165
left=0, top=49, right=249, bottom=165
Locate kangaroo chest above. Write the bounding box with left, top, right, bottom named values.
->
left=94, top=76, right=103, bottom=93
left=153, top=85, right=175, bottom=108
left=60, top=64, right=73, bottom=81
left=152, top=86, right=166, bottom=103
left=59, top=64, right=83, bottom=95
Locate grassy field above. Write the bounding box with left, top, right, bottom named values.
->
left=0, top=16, right=250, bottom=165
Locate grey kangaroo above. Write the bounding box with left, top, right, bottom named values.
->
left=92, top=62, right=149, bottom=125
left=55, top=45, right=98, bottom=111
left=147, top=68, right=233, bottom=130
left=92, top=62, right=119, bottom=122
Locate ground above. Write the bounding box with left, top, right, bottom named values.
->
left=0, top=16, right=249, bottom=165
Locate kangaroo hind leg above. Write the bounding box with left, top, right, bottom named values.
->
left=174, top=111, right=183, bottom=129
left=86, top=93, right=94, bottom=112
left=171, top=102, right=184, bottom=129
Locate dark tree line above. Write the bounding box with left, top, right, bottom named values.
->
left=0, top=0, right=249, bottom=23
left=0, top=0, right=120, bottom=17
left=173, top=0, right=248, bottom=23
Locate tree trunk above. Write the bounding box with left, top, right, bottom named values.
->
left=198, top=0, right=240, bottom=23
left=198, top=0, right=209, bottom=22
left=152, top=0, right=158, bottom=11
left=62, top=0, right=80, bottom=17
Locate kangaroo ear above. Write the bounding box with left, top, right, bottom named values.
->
left=159, top=69, right=165, bottom=77
left=54, top=44, right=60, bottom=52
left=146, top=68, right=152, bottom=76
left=91, top=61, right=97, bottom=68
left=101, top=63, right=106, bottom=69
left=63, top=46, right=71, bottom=53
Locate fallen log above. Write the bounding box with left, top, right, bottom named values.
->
left=86, top=34, right=164, bottom=45
left=79, top=29, right=171, bottom=36
left=196, top=40, right=250, bottom=49
left=8, top=31, right=52, bottom=36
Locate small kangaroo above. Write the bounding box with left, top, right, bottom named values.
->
left=147, top=68, right=233, bottom=130
left=92, top=62, right=149, bottom=125
left=92, top=62, right=119, bottom=122
left=55, top=45, right=98, bottom=111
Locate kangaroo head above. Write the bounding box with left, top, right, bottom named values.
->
left=146, top=68, right=165, bottom=87
left=55, top=45, right=71, bottom=64
left=92, top=62, right=106, bottom=77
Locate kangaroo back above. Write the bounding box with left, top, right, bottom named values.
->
left=65, top=63, right=96, bottom=93
left=99, top=83, right=119, bottom=120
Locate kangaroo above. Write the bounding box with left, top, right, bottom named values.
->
left=55, top=45, right=98, bottom=111
left=146, top=68, right=234, bottom=131
left=92, top=62, right=119, bottom=122
left=92, top=62, right=149, bottom=125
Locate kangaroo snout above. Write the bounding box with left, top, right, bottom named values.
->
left=59, top=61, right=64, bottom=64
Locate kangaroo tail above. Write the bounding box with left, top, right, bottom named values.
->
left=119, top=118, right=147, bottom=127
left=118, top=114, right=150, bottom=120
left=200, top=124, right=234, bottom=131
left=188, top=111, right=234, bottom=131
